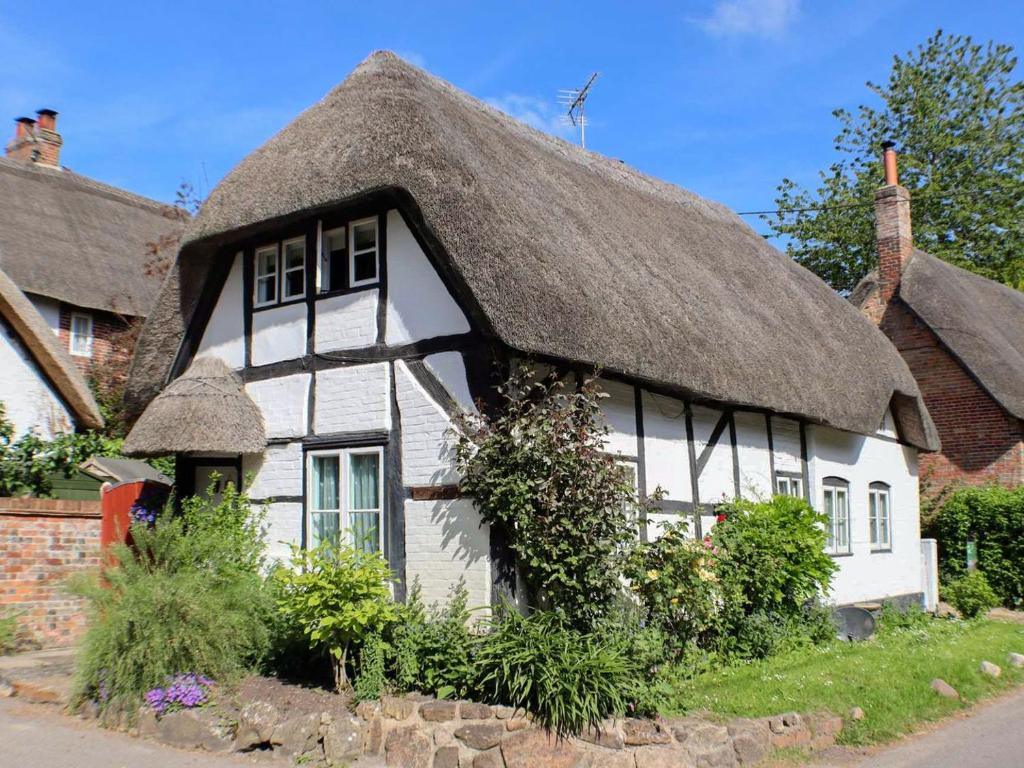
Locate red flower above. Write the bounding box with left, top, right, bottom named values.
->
left=716, top=513, right=727, bottom=523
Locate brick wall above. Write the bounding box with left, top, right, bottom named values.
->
left=57, top=303, right=137, bottom=389
left=864, top=293, right=1024, bottom=495
left=0, top=498, right=101, bottom=649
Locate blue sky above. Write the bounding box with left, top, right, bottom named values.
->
left=1, top=1, right=1020, bottom=236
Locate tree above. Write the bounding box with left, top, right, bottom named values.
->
left=765, top=30, right=1024, bottom=294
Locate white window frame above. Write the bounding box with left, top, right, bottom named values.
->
left=869, top=482, right=892, bottom=552
left=280, top=236, right=307, bottom=301
left=254, top=244, right=279, bottom=308
left=69, top=312, right=94, bottom=357
left=775, top=473, right=803, bottom=499
left=348, top=216, right=380, bottom=288
left=822, top=477, right=851, bottom=555
left=319, top=225, right=347, bottom=293
left=306, top=446, right=385, bottom=553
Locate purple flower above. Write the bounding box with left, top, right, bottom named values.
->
left=144, top=673, right=215, bottom=716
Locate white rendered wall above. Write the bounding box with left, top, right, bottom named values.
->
left=28, top=295, right=61, bottom=335
left=598, top=379, right=639, bottom=459
left=734, top=411, right=773, bottom=499
left=196, top=253, right=245, bottom=369
left=395, top=360, right=459, bottom=486
left=314, top=363, right=391, bottom=435
left=405, top=498, right=491, bottom=609
left=423, top=352, right=476, bottom=413
left=385, top=211, right=471, bottom=346
left=691, top=405, right=735, bottom=505
left=244, top=442, right=303, bottom=501
left=640, top=390, right=691, bottom=537
left=251, top=302, right=306, bottom=367
left=0, top=321, right=74, bottom=438
left=771, top=417, right=803, bottom=474
left=315, top=290, right=378, bottom=352
left=264, top=502, right=303, bottom=565
left=245, top=373, right=310, bottom=439
left=808, top=425, right=922, bottom=606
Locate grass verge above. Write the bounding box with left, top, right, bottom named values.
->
left=668, top=618, right=1024, bottom=744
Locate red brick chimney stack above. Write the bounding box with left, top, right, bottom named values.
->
left=875, top=141, right=913, bottom=302
left=5, top=109, right=62, bottom=168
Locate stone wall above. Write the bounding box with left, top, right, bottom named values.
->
left=0, top=497, right=101, bottom=648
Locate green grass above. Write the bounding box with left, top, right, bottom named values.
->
left=668, top=618, right=1024, bottom=745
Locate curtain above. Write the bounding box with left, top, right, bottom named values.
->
left=349, top=453, right=380, bottom=553
left=312, top=456, right=340, bottom=548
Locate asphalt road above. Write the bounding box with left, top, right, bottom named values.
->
left=806, top=686, right=1024, bottom=768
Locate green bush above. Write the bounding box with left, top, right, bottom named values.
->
left=712, top=495, right=837, bottom=617
left=943, top=571, right=999, bottom=619
left=275, top=541, right=397, bottom=690
left=71, top=486, right=273, bottom=714
left=353, top=632, right=389, bottom=702
left=934, top=485, right=1024, bottom=607
left=0, top=611, right=17, bottom=654
left=475, top=607, right=637, bottom=738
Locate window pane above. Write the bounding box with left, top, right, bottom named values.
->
left=353, top=250, right=377, bottom=283
left=284, top=241, right=305, bottom=270
left=349, top=512, right=379, bottom=553
left=322, top=228, right=345, bottom=292
left=257, top=275, right=276, bottom=304
left=353, top=221, right=376, bottom=251
left=350, top=453, right=379, bottom=510
left=823, top=490, right=834, bottom=549
left=312, top=511, right=340, bottom=549
left=880, top=492, right=890, bottom=545
left=793, top=479, right=802, bottom=498
left=869, top=493, right=878, bottom=544
left=257, top=248, right=276, bottom=277
left=776, top=477, right=788, bottom=495
left=837, top=490, right=848, bottom=549
left=312, top=456, right=340, bottom=511
left=284, top=269, right=304, bottom=298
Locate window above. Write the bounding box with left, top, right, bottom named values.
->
left=254, top=245, right=278, bottom=307
left=281, top=238, right=306, bottom=300
left=69, top=312, right=93, bottom=357
left=349, top=217, right=379, bottom=287
left=869, top=482, right=892, bottom=551
left=308, top=447, right=384, bottom=553
left=320, top=226, right=346, bottom=293
left=822, top=477, right=851, bottom=555
left=617, top=459, right=640, bottom=533
left=775, top=472, right=803, bottom=498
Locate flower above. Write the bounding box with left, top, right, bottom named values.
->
left=646, top=569, right=660, bottom=581
left=144, top=673, right=215, bottom=717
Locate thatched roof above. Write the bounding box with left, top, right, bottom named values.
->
left=123, top=356, right=264, bottom=457
left=853, top=250, right=1024, bottom=421
left=0, top=265, right=103, bottom=429
left=0, top=156, right=183, bottom=317
left=127, top=51, right=938, bottom=450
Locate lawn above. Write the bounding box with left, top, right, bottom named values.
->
left=668, top=618, right=1024, bottom=745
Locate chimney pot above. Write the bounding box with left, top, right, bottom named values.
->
left=875, top=142, right=912, bottom=302
left=882, top=141, right=899, bottom=186
left=35, top=109, right=57, bottom=131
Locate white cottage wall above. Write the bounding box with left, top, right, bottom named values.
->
left=196, top=253, right=245, bottom=368
left=315, top=290, right=378, bottom=351
left=395, top=360, right=459, bottom=486
left=423, top=352, right=476, bottom=413
left=691, top=405, right=735, bottom=505
left=734, top=411, right=773, bottom=499
left=314, top=363, right=391, bottom=435
left=0, top=321, right=73, bottom=438
left=251, top=303, right=306, bottom=367
left=405, top=498, right=491, bottom=609
left=245, top=373, right=310, bottom=439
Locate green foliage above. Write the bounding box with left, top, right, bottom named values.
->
left=765, top=30, right=1024, bottom=293
left=353, top=632, right=389, bottom=702
left=275, top=541, right=397, bottom=690
left=71, top=487, right=273, bottom=714
left=475, top=607, right=637, bottom=738
left=455, top=367, right=647, bottom=630
left=877, top=603, right=933, bottom=635
left=624, top=519, right=731, bottom=655
left=0, top=611, right=17, bottom=654
left=943, top=571, right=999, bottom=619
left=934, top=485, right=1024, bottom=607
left=389, top=579, right=479, bottom=699
left=712, top=495, right=837, bottom=617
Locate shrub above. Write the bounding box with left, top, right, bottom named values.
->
left=943, top=571, right=999, bottom=619
left=71, top=487, right=273, bottom=714
left=0, top=611, right=16, bottom=654
left=353, top=632, right=389, bottom=702
left=456, top=367, right=647, bottom=631
left=475, top=607, right=637, bottom=738
left=877, top=602, right=932, bottom=634
left=389, top=579, right=479, bottom=699
left=934, top=485, right=1024, bottom=607
left=624, top=520, right=731, bottom=655
left=712, top=495, right=836, bottom=617
left=275, top=541, right=397, bottom=690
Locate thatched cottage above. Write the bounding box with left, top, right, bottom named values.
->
left=125, top=52, right=939, bottom=608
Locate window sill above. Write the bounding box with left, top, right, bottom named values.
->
left=870, top=548, right=893, bottom=554
left=828, top=551, right=854, bottom=558
left=253, top=297, right=307, bottom=313
left=316, top=283, right=380, bottom=300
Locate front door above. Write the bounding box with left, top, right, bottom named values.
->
left=193, top=464, right=239, bottom=505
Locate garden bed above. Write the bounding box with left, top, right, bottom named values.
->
left=670, top=617, right=1024, bottom=745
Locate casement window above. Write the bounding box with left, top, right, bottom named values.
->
left=254, top=245, right=279, bottom=307
left=308, top=447, right=384, bottom=553
left=281, top=238, right=307, bottom=300
left=775, top=472, right=803, bottom=499
left=320, top=226, right=347, bottom=293
left=349, top=217, right=379, bottom=287
left=869, top=482, right=892, bottom=551
left=822, top=477, right=851, bottom=555
left=69, top=312, right=94, bottom=357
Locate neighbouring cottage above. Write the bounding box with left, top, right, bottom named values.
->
left=0, top=265, right=102, bottom=437
left=125, top=52, right=939, bottom=609
left=0, top=110, right=184, bottom=398
left=853, top=144, right=1024, bottom=496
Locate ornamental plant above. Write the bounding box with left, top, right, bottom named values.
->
left=274, top=542, right=398, bottom=690
left=943, top=571, right=999, bottom=619
left=144, top=674, right=215, bottom=716
left=455, top=367, right=650, bottom=631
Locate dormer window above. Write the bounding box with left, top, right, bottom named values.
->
left=350, top=217, right=379, bottom=287
left=254, top=237, right=306, bottom=308
left=255, top=245, right=278, bottom=307
left=282, top=238, right=306, bottom=300
left=321, top=226, right=347, bottom=293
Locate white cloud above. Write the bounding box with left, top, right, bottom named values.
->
left=698, top=0, right=800, bottom=39
left=485, top=93, right=575, bottom=139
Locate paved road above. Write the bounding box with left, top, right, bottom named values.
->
left=805, top=686, right=1024, bottom=768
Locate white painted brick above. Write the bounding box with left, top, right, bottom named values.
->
left=262, top=502, right=303, bottom=565
left=197, top=252, right=245, bottom=368
left=0, top=323, right=73, bottom=438
left=404, top=499, right=490, bottom=608
left=315, top=290, right=378, bottom=352
left=314, top=363, right=390, bottom=434
left=395, top=360, right=459, bottom=485
left=245, top=374, right=310, bottom=439
left=251, top=302, right=306, bottom=366
left=244, top=442, right=303, bottom=500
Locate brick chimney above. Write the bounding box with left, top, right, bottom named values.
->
left=874, top=141, right=912, bottom=302
left=5, top=108, right=63, bottom=168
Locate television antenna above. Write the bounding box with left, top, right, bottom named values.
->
left=558, top=72, right=599, bottom=148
